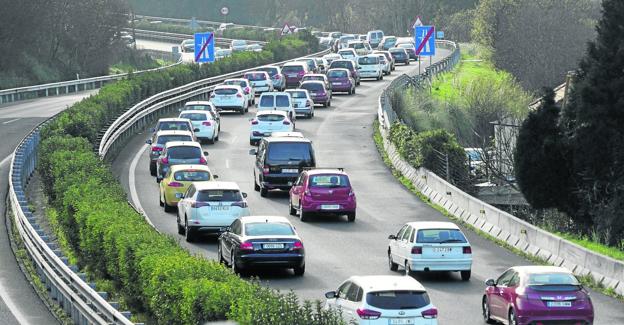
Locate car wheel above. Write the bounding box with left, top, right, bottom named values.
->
left=260, top=186, right=268, bottom=197
left=508, top=309, right=518, bottom=325
left=218, top=244, right=226, bottom=264
left=388, top=251, right=398, bottom=271
left=380, top=74, right=384, bottom=80
left=352, top=87, right=356, bottom=94
left=231, top=252, right=242, bottom=274
left=254, top=175, right=260, bottom=191
left=185, top=219, right=194, bottom=242
left=250, top=139, right=256, bottom=146
left=461, top=270, right=471, bottom=281
left=289, top=200, right=297, bottom=216
left=208, top=135, right=215, bottom=144
left=327, top=100, right=331, bottom=107
left=215, top=130, right=219, bottom=141
left=299, top=203, right=308, bottom=222
left=482, top=296, right=495, bottom=324
left=164, top=200, right=174, bottom=212
left=405, top=261, right=412, bottom=276
left=293, top=264, right=305, bottom=276
left=347, top=212, right=355, bottom=222
left=159, top=192, right=164, bottom=207
left=177, top=214, right=185, bottom=235
left=150, top=164, right=157, bottom=176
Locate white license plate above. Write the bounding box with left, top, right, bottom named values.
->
left=288, top=74, right=297, bottom=77
left=211, top=206, right=229, bottom=211
left=321, top=204, right=340, bottom=210
left=547, top=301, right=572, bottom=307
left=262, top=243, right=284, bottom=249
left=433, top=247, right=452, bottom=253
left=264, top=132, right=272, bottom=136
left=175, top=193, right=184, bottom=198
left=332, top=82, right=342, bottom=85
left=389, top=319, right=415, bottom=325
left=282, top=168, right=298, bottom=173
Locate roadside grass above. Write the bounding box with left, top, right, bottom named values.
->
left=554, top=232, right=624, bottom=262
left=372, top=120, right=624, bottom=301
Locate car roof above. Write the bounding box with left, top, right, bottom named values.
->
left=164, top=141, right=202, bottom=148
left=185, top=101, right=213, bottom=106
left=256, top=110, right=287, bottom=116
left=264, top=136, right=311, bottom=143
left=245, top=70, right=269, bottom=75
left=214, top=84, right=242, bottom=90
left=303, top=74, right=326, bottom=78
left=169, top=164, right=212, bottom=173
left=282, top=62, right=307, bottom=67
left=350, top=275, right=426, bottom=292
left=193, top=181, right=240, bottom=191
left=179, top=110, right=213, bottom=117
left=306, top=169, right=347, bottom=176
left=158, top=118, right=191, bottom=123
left=300, top=80, right=325, bottom=86
left=239, top=215, right=292, bottom=224
left=259, top=91, right=290, bottom=97
left=155, top=130, right=193, bottom=136
left=270, top=131, right=304, bottom=138
left=512, top=266, right=574, bottom=275
left=332, top=59, right=354, bottom=64
left=406, top=221, right=461, bottom=230
left=328, top=68, right=350, bottom=73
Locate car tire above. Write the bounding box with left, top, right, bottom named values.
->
left=380, top=74, right=384, bottom=80
left=327, top=100, right=331, bottom=107
left=352, top=87, right=356, bottom=94
left=177, top=215, right=185, bottom=235
left=231, top=252, right=242, bottom=275
left=405, top=261, right=412, bottom=276
left=482, top=296, right=495, bottom=324
left=508, top=309, right=518, bottom=325
left=289, top=200, right=297, bottom=216
left=388, top=251, right=398, bottom=271
left=150, top=164, right=157, bottom=176
left=218, top=244, right=226, bottom=264
left=159, top=193, right=164, bottom=207
left=299, top=203, right=308, bottom=222
left=185, top=219, right=194, bottom=242
left=254, top=175, right=260, bottom=191
left=164, top=200, right=174, bottom=212
left=250, top=139, right=256, bottom=146
left=260, top=186, right=268, bottom=197
left=293, top=264, right=305, bottom=276
left=461, top=270, right=471, bottom=281
left=347, top=212, right=355, bottom=222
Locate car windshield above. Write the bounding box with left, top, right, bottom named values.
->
left=158, top=122, right=190, bottom=131
left=267, top=142, right=313, bottom=164
left=282, top=65, right=304, bottom=73
left=258, top=67, right=278, bottom=77
left=301, top=83, right=324, bottom=92
left=359, top=57, right=379, bottom=65
left=224, top=80, right=246, bottom=87
left=244, top=222, right=295, bottom=236
left=168, top=146, right=201, bottom=159
left=180, top=113, right=208, bottom=121
left=416, top=229, right=467, bottom=243
left=157, top=135, right=192, bottom=144
left=184, top=105, right=212, bottom=111
left=328, top=70, right=348, bottom=78
left=214, top=88, right=237, bottom=95
left=330, top=61, right=352, bottom=70
left=287, top=91, right=307, bottom=99
left=528, top=273, right=580, bottom=286
left=197, top=190, right=242, bottom=202
left=259, top=96, right=274, bottom=107
left=304, top=76, right=323, bottom=82
left=173, top=170, right=211, bottom=181
left=245, top=72, right=267, bottom=81
left=309, top=174, right=350, bottom=188
left=257, top=114, right=285, bottom=122
left=366, top=291, right=430, bottom=310
left=276, top=95, right=290, bottom=107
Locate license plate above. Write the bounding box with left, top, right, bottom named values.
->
left=547, top=301, right=572, bottom=307
left=332, top=82, right=342, bottom=85
left=321, top=204, right=340, bottom=210
left=211, top=206, right=229, bottom=211
left=433, top=247, right=452, bottom=253
left=389, top=319, right=415, bottom=325
left=288, top=74, right=297, bottom=77
left=282, top=168, right=298, bottom=173
left=175, top=193, right=183, bottom=199
left=264, top=132, right=272, bottom=136
left=262, top=243, right=284, bottom=249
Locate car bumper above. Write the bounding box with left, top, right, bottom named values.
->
left=302, top=200, right=356, bottom=213
left=330, top=84, right=352, bottom=92
left=294, top=106, right=313, bottom=115
left=261, top=175, right=298, bottom=189
left=360, top=71, right=381, bottom=78
left=214, top=105, right=245, bottom=111
left=238, top=253, right=305, bottom=269
left=408, top=258, right=472, bottom=271
left=195, top=129, right=216, bottom=140
left=253, top=85, right=272, bottom=93
left=311, top=96, right=329, bottom=103
left=516, top=314, right=593, bottom=325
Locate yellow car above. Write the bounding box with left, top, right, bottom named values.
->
left=159, top=165, right=217, bottom=212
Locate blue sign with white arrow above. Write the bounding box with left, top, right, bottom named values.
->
left=194, top=32, right=215, bottom=63
left=414, top=26, right=436, bottom=56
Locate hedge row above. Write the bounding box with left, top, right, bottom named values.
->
left=37, top=35, right=343, bottom=324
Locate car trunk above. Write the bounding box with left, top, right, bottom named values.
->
left=419, top=244, right=464, bottom=259
left=309, top=185, right=350, bottom=202
left=525, top=285, right=587, bottom=312
left=247, top=236, right=300, bottom=253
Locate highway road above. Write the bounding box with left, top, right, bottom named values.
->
left=111, top=53, right=624, bottom=324
left=135, top=38, right=178, bottom=52
left=0, top=91, right=97, bottom=325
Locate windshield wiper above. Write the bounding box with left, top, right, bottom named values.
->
left=439, top=239, right=464, bottom=243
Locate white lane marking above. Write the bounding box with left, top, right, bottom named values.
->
left=129, top=144, right=156, bottom=228
left=231, top=135, right=238, bottom=144
left=2, top=118, right=20, bottom=125
left=0, top=274, right=35, bottom=325
left=0, top=155, right=11, bottom=168
left=225, top=159, right=230, bottom=169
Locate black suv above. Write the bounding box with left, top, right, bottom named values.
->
left=249, top=136, right=316, bottom=197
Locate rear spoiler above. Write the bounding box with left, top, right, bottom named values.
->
left=302, top=167, right=344, bottom=171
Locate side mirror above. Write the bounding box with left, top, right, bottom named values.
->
left=156, top=177, right=162, bottom=183
left=224, top=226, right=231, bottom=232
left=194, top=128, right=200, bottom=132
left=249, top=148, right=257, bottom=156
left=325, top=291, right=337, bottom=299
left=388, top=234, right=397, bottom=240
left=213, top=174, right=219, bottom=179
left=485, top=279, right=496, bottom=287
left=242, top=192, right=248, bottom=198
left=175, top=193, right=184, bottom=199
left=145, top=139, right=152, bottom=145
left=203, top=151, right=209, bottom=156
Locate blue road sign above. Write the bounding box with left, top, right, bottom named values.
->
left=414, top=26, right=436, bottom=56
left=194, top=32, right=215, bottom=63
left=436, top=31, right=444, bottom=39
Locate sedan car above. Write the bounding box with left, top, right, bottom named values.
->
left=483, top=266, right=594, bottom=325
left=243, top=71, right=273, bottom=94
left=387, top=221, right=472, bottom=280
left=218, top=216, right=305, bottom=275
left=182, top=101, right=220, bottom=125
left=178, top=110, right=219, bottom=144
left=223, top=78, right=255, bottom=106
left=289, top=168, right=356, bottom=222
left=326, top=68, right=356, bottom=94
left=249, top=110, right=294, bottom=145
left=389, top=47, right=410, bottom=65
left=156, top=141, right=208, bottom=180
left=256, top=65, right=285, bottom=91
left=159, top=165, right=216, bottom=212
left=325, top=275, right=438, bottom=325
left=300, top=80, right=332, bottom=107
left=210, top=85, right=248, bottom=114
left=177, top=181, right=250, bottom=242
left=285, top=89, right=314, bottom=118
left=146, top=130, right=195, bottom=176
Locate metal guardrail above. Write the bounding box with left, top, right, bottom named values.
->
left=130, top=28, right=267, bottom=47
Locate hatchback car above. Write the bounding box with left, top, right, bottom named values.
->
left=243, top=71, right=273, bottom=94
left=256, top=65, right=285, bottom=91
left=327, top=68, right=356, bottom=94
left=376, top=54, right=391, bottom=75
left=159, top=164, right=216, bottom=212
left=301, top=73, right=330, bottom=89
left=218, top=216, right=305, bottom=275
left=338, top=48, right=358, bottom=61
left=293, top=58, right=318, bottom=74
left=387, top=221, right=472, bottom=280
left=322, top=53, right=342, bottom=64
left=378, top=36, right=397, bottom=50
left=182, top=101, right=220, bottom=125
left=483, top=266, right=594, bottom=325
left=313, top=57, right=329, bottom=74
left=325, top=275, right=438, bottom=325
left=210, top=85, right=248, bottom=114
left=289, top=168, right=356, bottom=222
left=156, top=141, right=208, bottom=179
left=257, top=92, right=296, bottom=123
left=249, top=110, right=294, bottom=145
left=358, top=55, right=384, bottom=80
left=146, top=130, right=195, bottom=176
left=223, top=78, right=255, bottom=106
left=397, top=43, right=418, bottom=61
left=389, top=47, right=410, bottom=65
left=150, top=118, right=194, bottom=136
left=374, top=50, right=395, bottom=71
left=178, top=110, right=219, bottom=144
left=177, top=181, right=250, bottom=242
left=300, top=80, right=332, bottom=107
left=285, top=89, right=314, bottom=118
left=329, top=59, right=360, bottom=85
left=282, top=62, right=309, bottom=88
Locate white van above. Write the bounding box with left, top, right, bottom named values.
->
left=367, top=30, right=385, bottom=49
left=257, top=92, right=296, bottom=123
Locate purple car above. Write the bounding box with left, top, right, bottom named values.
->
left=300, top=80, right=332, bottom=107
left=483, top=266, right=594, bottom=325
left=282, top=62, right=309, bottom=88
left=327, top=68, right=356, bottom=94
left=289, top=168, right=356, bottom=222
left=328, top=59, right=360, bottom=85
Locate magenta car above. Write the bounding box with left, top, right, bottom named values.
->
left=327, top=68, right=356, bottom=94
left=483, top=266, right=594, bottom=325
left=328, top=59, right=360, bottom=85
left=300, top=80, right=332, bottom=107
left=289, top=168, right=356, bottom=222
left=281, top=62, right=309, bottom=88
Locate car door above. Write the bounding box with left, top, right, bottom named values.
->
left=489, top=269, right=515, bottom=319
left=178, top=185, right=194, bottom=225
left=342, top=283, right=362, bottom=323
left=398, top=226, right=414, bottom=264
left=255, top=141, right=266, bottom=184
left=332, top=281, right=353, bottom=321
left=390, top=225, right=408, bottom=263
left=290, top=173, right=306, bottom=207
left=223, top=219, right=241, bottom=262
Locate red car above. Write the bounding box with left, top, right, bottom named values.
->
left=288, top=168, right=356, bottom=222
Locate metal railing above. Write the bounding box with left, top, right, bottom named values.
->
left=135, top=14, right=276, bottom=30
left=131, top=28, right=267, bottom=46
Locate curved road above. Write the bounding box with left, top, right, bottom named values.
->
left=111, top=52, right=624, bottom=324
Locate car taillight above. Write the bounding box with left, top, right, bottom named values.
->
left=251, top=119, right=259, bottom=125
left=262, top=166, right=270, bottom=175
left=190, top=201, right=209, bottom=208
left=244, top=87, right=250, bottom=94
left=275, top=74, right=281, bottom=79
left=283, top=120, right=291, bottom=125
left=348, top=190, right=355, bottom=197
left=202, top=121, right=212, bottom=126
left=199, top=157, right=207, bottom=164
left=356, top=308, right=381, bottom=320
left=463, top=246, right=472, bottom=254
left=293, top=240, right=303, bottom=250
left=230, top=201, right=248, bottom=208
left=239, top=241, right=254, bottom=250
left=411, top=246, right=422, bottom=254
left=152, top=146, right=163, bottom=152
left=421, top=307, right=438, bottom=319
left=236, top=93, right=243, bottom=98
left=298, top=71, right=305, bottom=76
left=306, top=100, right=312, bottom=106
left=168, top=181, right=183, bottom=187
left=161, top=157, right=169, bottom=164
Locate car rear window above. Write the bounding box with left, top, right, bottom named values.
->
left=282, top=65, right=304, bottom=73
left=173, top=170, right=211, bottom=181
left=349, top=43, right=365, bottom=49
left=399, top=44, right=414, bottom=49
left=168, top=146, right=201, bottom=159
left=287, top=91, right=307, bottom=99
left=257, top=67, right=278, bottom=77
left=180, top=113, right=208, bottom=121
left=257, top=114, right=285, bottom=122
left=224, top=80, right=246, bottom=87
left=301, top=83, right=324, bottom=92
left=214, top=88, right=238, bottom=95
left=259, top=95, right=274, bottom=107
left=184, top=105, right=212, bottom=111
left=359, top=57, right=379, bottom=65
left=528, top=273, right=580, bottom=286
left=330, top=61, right=352, bottom=70
left=303, top=76, right=323, bottom=82
left=339, top=50, right=355, bottom=56
left=244, top=222, right=295, bottom=236
left=366, top=291, right=430, bottom=310
left=245, top=72, right=267, bottom=81
left=197, top=190, right=242, bottom=202
left=275, top=95, right=290, bottom=107
left=309, top=174, right=350, bottom=188
left=416, top=229, right=467, bottom=243
left=267, top=142, right=313, bottom=164
left=158, top=122, right=190, bottom=131
left=328, top=70, right=348, bottom=78
left=157, top=135, right=192, bottom=144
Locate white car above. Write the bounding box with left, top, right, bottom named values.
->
left=177, top=181, right=250, bottom=242
left=180, top=39, right=194, bottom=53
left=249, top=110, right=294, bottom=145
left=347, top=40, right=373, bottom=56
left=387, top=221, right=472, bottom=280
left=210, top=85, right=248, bottom=114
left=178, top=110, right=219, bottom=144
left=338, top=48, right=358, bottom=61
left=375, top=53, right=391, bottom=75
left=243, top=71, right=274, bottom=93
left=357, top=55, right=384, bottom=80
left=230, top=39, right=248, bottom=52
left=325, top=275, right=438, bottom=325
left=300, top=73, right=330, bottom=89
left=285, top=89, right=314, bottom=118
left=223, top=78, right=255, bottom=106
left=322, top=53, right=342, bottom=64
left=182, top=101, right=220, bottom=126
left=256, top=65, right=285, bottom=91
left=246, top=44, right=263, bottom=52
left=257, top=92, right=296, bottom=123
left=215, top=48, right=232, bottom=60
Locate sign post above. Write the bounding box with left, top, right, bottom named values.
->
left=220, top=6, right=229, bottom=25
left=194, top=32, right=215, bottom=63
left=281, top=23, right=292, bottom=37
left=414, top=25, right=436, bottom=75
